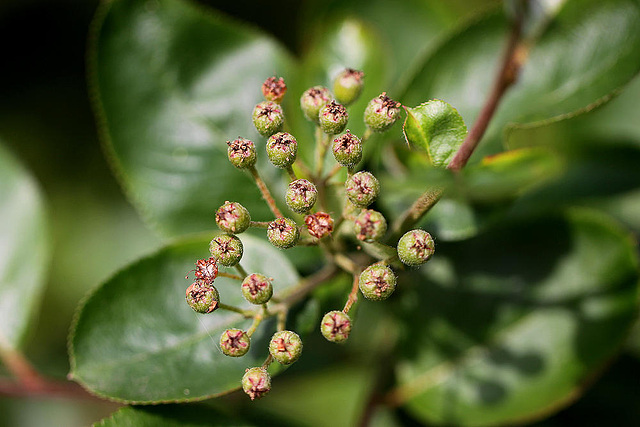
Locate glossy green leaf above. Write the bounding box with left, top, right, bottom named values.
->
left=401, top=0, right=640, bottom=159
left=403, top=100, right=468, bottom=167
left=394, top=210, right=639, bottom=426
left=95, top=405, right=252, bottom=427
left=69, top=234, right=299, bottom=403
left=90, top=0, right=293, bottom=236
left=0, top=143, right=49, bottom=351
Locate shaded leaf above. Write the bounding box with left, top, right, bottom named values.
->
left=0, top=143, right=49, bottom=351
left=394, top=210, right=639, bottom=426
left=95, top=404, right=252, bottom=427
left=90, top=0, right=294, bottom=236
left=70, top=234, right=299, bottom=403
left=403, top=100, right=468, bottom=167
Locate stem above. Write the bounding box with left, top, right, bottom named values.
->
left=279, top=265, right=339, bottom=307
left=250, top=221, right=270, bottom=229
left=249, top=166, right=283, bottom=218
left=286, top=166, right=297, bottom=181
left=277, top=308, right=288, bottom=331
left=314, top=128, right=331, bottom=178
left=0, top=347, right=46, bottom=390
left=235, top=263, right=248, bottom=278
left=343, top=272, right=361, bottom=314
left=217, top=271, right=243, bottom=280
left=333, top=253, right=358, bottom=274
left=246, top=306, right=266, bottom=337
left=218, top=303, right=253, bottom=317
left=261, top=354, right=274, bottom=369
left=392, top=11, right=526, bottom=236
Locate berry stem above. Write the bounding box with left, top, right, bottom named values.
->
left=278, top=264, right=339, bottom=306
left=249, top=166, right=284, bottom=218
left=333, top=253, right=358, bottom=274
left=235, top=263, right=248, bottom=278
left=249, top=221, right=270, bottom=229
left=217, top=271, right=243, bottom=281
left=314, top=127, right=331, bottom=178
left=286, top=166, right=297, bottom=181
left=218, top=303, right=254, bottom=317
left=277, top=308, right=288, bottom=331
left=261, top=354, right=274, bottom=369
left=246, top=306, right=266, bottom=337
left=343, top=272, right=362, bottom=314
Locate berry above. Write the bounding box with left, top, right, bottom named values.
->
left=333, top=68, right=364, bottom=106
left=345, top=171, right=380, bottom=207
left=354, top=209, right=387, bottom=242
left=318, top=100, right=349, bottom=135
left=300, top=86, right=331, bottom=122
left=332, top=131, right=362, bottom=167
left=267, top=218, right=299, bottom=249
left=227, top=137, right=257, bottom=169
left=359, top=264, right=397, bottom=301
left=262, top=76, right=287, bottom=103
left=320, top=311, right=352, bottom=343
left=364, top=92, right=401, bottom=132
left=269, top=330, right=303, bottom=365
left=215, top=201, right=251, bottom=234
left=242, top=367, right=271, bottom=400
left=209, top=234, right=243, bottom=266
left=241, top=273, right=274, bottom=305
left=266, top=132, right=298, bottom=168
left=286, top=179, right=318, bottom=213
left=185, top=282, right=220, bottom=314
left=252, top=101, right=284, bottom=137
left=397, top=229, right=435, bottom=267
left=193, top=257, right=218, bottom=285
left=220, top=329, right=250, bottom=357
left=304, top=212, right=334, bottom=239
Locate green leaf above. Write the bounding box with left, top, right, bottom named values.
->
left=0, top=143, right=49, bottom=351
left=95, top=405, right=253, bottom=427
left=403, top=100, right=468, bottom=167
left=401, top=0, right=640, bottom=159
left=69, top=234, right=300, bottom=403
left=90, top=0, right=294, bottom=236
left=394, top=210, right=639, bottom=426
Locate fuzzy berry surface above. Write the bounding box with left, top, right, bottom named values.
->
left=215, top=201, right=251, bottom=234
left=269, top=330, right=303, bottom=365
left=267, top=218, right=300, bottom=249
left=241, top=273, right=273, bottom=305
left=332, top=131, right=362, bottom=167
left=252, top=101, right=284, bottom=137
left=262, top=76, right=287, bottom=103
left=320, top=311, right=352, bottom=343
left=185, top=283, right=220, bottom=314
left=209, top=234, right=243, bottom=266
left=266, top=132, right=298, bottom=168
left=345, top=171, right=380, bottom=207
left=305, top=212, right=334, bottom=239
left=220, top=329, right=251, bottom=357
left=318, top=100, right=349, bottom=135
left=397, top=229, right=435, bottom=266
left=242, top=367, right=271, bottom=400
left=286, top=179, right=318, bottom=213
left=333, top=68, right=364, bottom=106
left=359, top=264, right=397, bottom=301
left=227, top=138, right=257, bottom=169
left=193, top=257, right=218, bottom=285
left=364, top=92, right=401, bottom=132
left=354, top=209, right=387, bottom=242
left=300, top=86, right=331, bottom=122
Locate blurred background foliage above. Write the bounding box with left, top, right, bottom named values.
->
left=0, top=0, right=639, bottom=425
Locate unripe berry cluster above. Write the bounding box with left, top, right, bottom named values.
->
left=183, top=71, right=435, bottom=400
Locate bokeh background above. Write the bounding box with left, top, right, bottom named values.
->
left=0, top=0, right=639, bottom=425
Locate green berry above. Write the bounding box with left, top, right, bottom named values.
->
left=300, top=86, right=331, bottom=122
left=241, top=273, right=273, bottom=305
left=267, top=218, right=299, bottom=249
left=359, top=264, right=396, bottom=301
left=320, top=311, right=352, bottom=343
left=220, top=329, right=250, bottom=357
left=333, top=68, right=364, bottom=106
left=209, top=234, right=243, bottom=266
left=242, top=367, right=271, bottom=400
left=354, top=209, right=387, bottom=242
left=215, top=201, right=251, bottom=234
left=397, top=229, right=435, bottom=267
left=304, top=212, right=334, bottom=239
left=227, top=137, right=257, bottom=169
left=185, top=282, right=220, bottom=314
left=332, top=131, right=362, bottom=167
left=262, top=76, right=287, bottom=103
left=318, top=100, right=349, bottom=135
left=266, top=132, right=297, bottom=168
left=364, top=92, right=401, bottom=132
left=269, top=330, right=303, bottom=365
left=252, top=101, right=284, bottom=137
left=286, top=179, right=318, bottom=213
left=345, top=171, right=379, bottom=207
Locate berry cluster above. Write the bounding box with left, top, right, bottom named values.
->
left=184, top=71, right=435, bottom=400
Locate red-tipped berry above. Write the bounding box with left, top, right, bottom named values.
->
left=364, top=92, right=401, bottom=132
left=252, top=101, right=284, bottom=137
left=300, top=86, right=331, bottom=122
left=345, top=171, right=380, bottom=207
left=359, top=264, right=396, bottom=301
left=319, top=100, right=349, bottom=135
left=321, top=311, right=352, bottom=343
left=242, top=367, right=271, bottom=400
left=220, top=329, right=250, bottom=357
left=215, top=201, right=251, bottom=234
left=266, top=132, right=298, bottom=169
left=354, top=209, right=387, bottom=242
left=185, top=282, right=220, bottom=314
left=209, top=234, right=243, bottom=266
left=267, top=218, right=299, bottom=249
left=286, top=179, right=317, bottom=213
left=304, top=212, right=334, bottom=239
left=333, top=68, right=364, bottom=106
left=262, top=76, right=287, bottom=103
left=227, top=137, right=257, bottom=169
left=269, top=330, right=303, bottom=365
left=241, top=273, right=273, bottom=305
left=193, top=257, right=218, bottom=285
left=397, top=229, right=435, bottom=267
